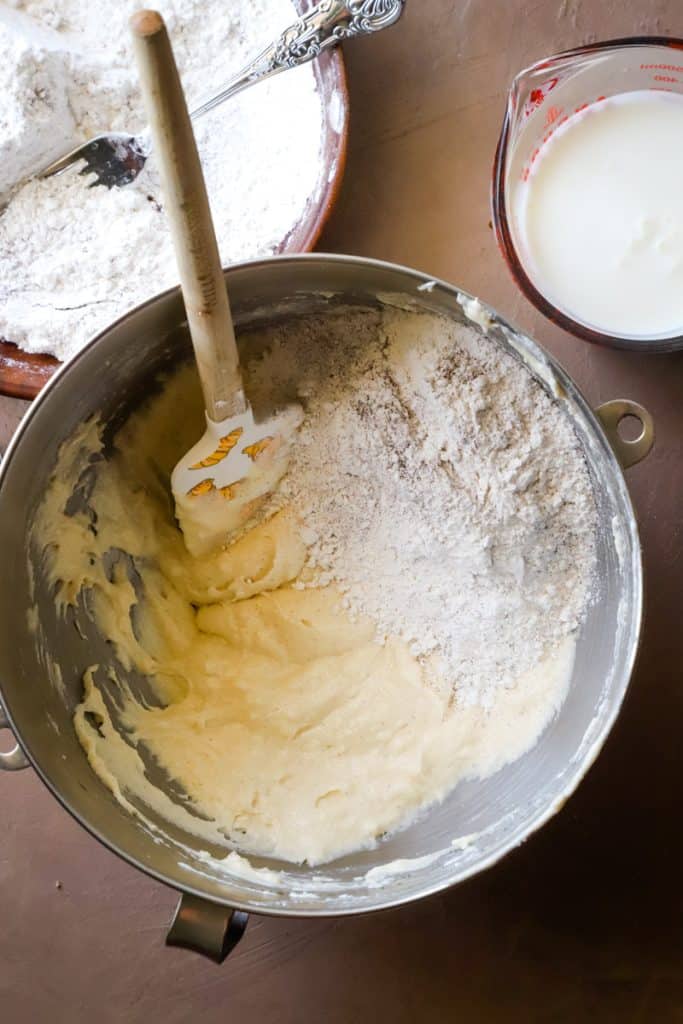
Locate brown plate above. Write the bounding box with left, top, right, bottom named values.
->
left=0, top=12, right=348, bottom=401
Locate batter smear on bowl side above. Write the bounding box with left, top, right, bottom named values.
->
left=31, top=309, right=597, bottom=866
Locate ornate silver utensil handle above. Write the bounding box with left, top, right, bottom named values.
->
left=190, top=1, right=406, bottom=120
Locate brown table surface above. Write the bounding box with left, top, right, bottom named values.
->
left=2, top=2, right=682, bottom=1020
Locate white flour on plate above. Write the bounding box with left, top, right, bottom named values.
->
left=0, top=0, right=324, bottom=360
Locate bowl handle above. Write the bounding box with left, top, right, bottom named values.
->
left=166, top=892, right=249, bottom=963
left=0, top=705, right=30, bottom=771
left=594, top=400, right=655, bottom=469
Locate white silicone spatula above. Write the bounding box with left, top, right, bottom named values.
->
left=130, top=10, right=300, bottom=556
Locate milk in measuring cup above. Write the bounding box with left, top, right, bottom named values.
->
left=511, top=90, right=683, bottom=339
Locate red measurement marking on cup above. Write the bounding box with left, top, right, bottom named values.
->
left=518, top=94, right=606, bottom=183
left=640, top=62, right=683, bottom=72
left=523, top=77, right=559, bottom=118
left=545, top=104, right=563, bottom=126
left=640, top=63, right=683, bottom=85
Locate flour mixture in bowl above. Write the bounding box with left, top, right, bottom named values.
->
left=32, top=309, right=597, bottom=866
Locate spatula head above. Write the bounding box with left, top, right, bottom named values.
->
left=172, top=402, right=302, bottom=555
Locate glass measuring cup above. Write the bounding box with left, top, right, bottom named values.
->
left=492, top=36, right=683, bottom=353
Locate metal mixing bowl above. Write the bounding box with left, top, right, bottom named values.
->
left=0, top=255, right=653, bottom=962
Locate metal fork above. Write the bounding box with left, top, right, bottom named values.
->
left=39, top=0, right=406, bottom=189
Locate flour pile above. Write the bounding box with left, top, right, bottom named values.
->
left=250, top=309, right=597, bottom=707
left=0, top=0, right=324, bottom=360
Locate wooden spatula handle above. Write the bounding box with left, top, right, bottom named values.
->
left=130, top=9, right=244, bottom=422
